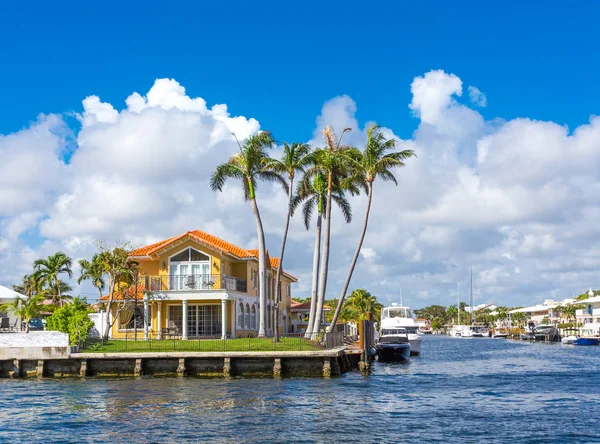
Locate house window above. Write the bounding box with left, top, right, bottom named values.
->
left=251, top=305, right=256, bottom=329
left=245, top=303, right=250, bottom=329
left=169, top=248, right=211, bottom=291
left=168, top=305, right=183, bottom=335
left=238, top=303, right=244, bottom=329
left=119, top=305, right=152, bottom=330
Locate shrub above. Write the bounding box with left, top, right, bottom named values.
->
left=46, top=297, right=94, bottom=344
left=558, top=322, right=574, bottom=329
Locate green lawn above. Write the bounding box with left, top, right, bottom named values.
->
left=82, top=337, right=323, bottom=353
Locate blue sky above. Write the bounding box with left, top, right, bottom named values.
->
left=2, top=1, right=600, bottom=307
left=1, top=1, right=598, bottom=140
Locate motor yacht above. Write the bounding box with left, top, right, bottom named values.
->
left=374, top=328, right=411, bottom=362
left=380, top=304, right=422, bottom=355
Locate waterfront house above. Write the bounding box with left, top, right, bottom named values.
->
left=508, top=298, right=574, bottom=326
left=105, top=230, right=297, bottom=339
left=575, top=289, right=600, bottom=335
left=289, top=300, right=330, bottom=334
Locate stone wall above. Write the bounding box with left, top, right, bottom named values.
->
left=0, top=332, right=70, bottom=359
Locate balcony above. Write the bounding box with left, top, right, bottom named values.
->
left=143, top=274, right=247, bottom=293
left=576, top=308, right=600, bottom=317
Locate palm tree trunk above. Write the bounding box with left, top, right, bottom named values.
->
left=273, top=177, right=294, bottom=341
left=305, top=213, right=322, bottom=339
left=251, top=196, right=268, bottom=337
left=313, top=173, right=333, bottom=337
left=57, top=277, right=62, bottom=308
left=104, top=280, right=115, bottom=340
left=328, top=182, right=373, bottom=331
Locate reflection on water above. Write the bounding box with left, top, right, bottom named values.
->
left=1, top=336, right=599, bottom=443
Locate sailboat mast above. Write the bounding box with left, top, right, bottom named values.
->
left=400, top=288, right=403, bottom=307
left=457, top=281, right=460, bottom=325
left=470, top=267, right=473, bottom=325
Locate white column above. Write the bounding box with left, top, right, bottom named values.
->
left=143, top=296, right=149, bottom=340
left=221, top=299, right=227, bottom=340
left=182, top=300, right=188, bottom=340
left=157, top=302, right=163, bottom=339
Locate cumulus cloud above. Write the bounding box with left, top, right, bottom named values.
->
left=468, top=86, right=487, bottom=107
left=2, top=71, right=600, bottom=309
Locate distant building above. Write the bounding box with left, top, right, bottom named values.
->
left=289, top=300, right=330, bottom=334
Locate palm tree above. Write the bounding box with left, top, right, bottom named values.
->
left=262, top=142, right=312, bottom=340
left=328, top=124, right=415, bottom=330
left=346, top=288, right=383, bottom=323
left=78, top=254, right=106, bottom=302
left=13, top=274, right=43, bottom=300
left=292, top=171, right=352, bottom=338
left=309, top=126, right=353, bottom=337
left=562, top=303, right=584, bottom=327
left=0, top=294, right=44, bottom=333
left=210, top=132, right=287, bottom=337
left=33, top=252, right=73, bottom=307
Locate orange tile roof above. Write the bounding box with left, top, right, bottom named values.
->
left=130, top=230, right=298, bottom=281
left=290, top=300, right=330, bottom=311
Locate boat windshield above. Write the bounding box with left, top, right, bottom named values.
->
left=381, top=328, right=408, bottom=336
left=383, top=308, right=413, bottom=319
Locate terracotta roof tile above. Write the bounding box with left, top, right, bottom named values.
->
left=290, top=300, right=330, bottom=311
left=130, top=230, right=298, bottom=281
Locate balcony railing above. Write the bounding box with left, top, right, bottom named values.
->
left=143, top=274, right=247, bottom=293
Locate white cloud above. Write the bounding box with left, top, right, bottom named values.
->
left=468, top=86, right=487, bottom=107
left=3, top=71, right=600, bottom=309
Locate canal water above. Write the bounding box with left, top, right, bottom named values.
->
left=1, top=336, right=599, bottom=443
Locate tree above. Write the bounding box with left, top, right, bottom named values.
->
left=310, top=126, right=353, bottom=337
left=345, top=289, right=383, bottom=323
left=96, top=243, right=140, bottom=339
left=562, top=303, right=584, bottom=326
left=431, top=317, right=444, bottom=331
left=78, top=254, right=106, bottom=302
left=292, top=170, right=352, bottom=339
left=0, top=294, right=44, bottom=333
left=511, top=312, right=528, bottom=328
left=328, top=124, right=415, bottom=331
left=263, top=142, right=312, bottom=340
left=45, top=297, right=94, bottom=344
left=210, top=131, right=287, bottom=337
left=33, top=252, right=73, bottom=307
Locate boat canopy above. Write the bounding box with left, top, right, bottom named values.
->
left=382, top=307, right=413, bottom=319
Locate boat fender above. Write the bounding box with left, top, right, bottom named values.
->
left=369, top=347, right=377, bottom=356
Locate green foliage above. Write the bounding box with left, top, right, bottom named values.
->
left=558, top=322, right=574, bottom=329
left=431, top=317, right=444, bottom=331
left=414, top=304, right=447, bottom=321
left=0, top=294, right=45, bottom=332
left=335, top=289, right=383, bottom=323
left=45, top=297, right=94, bottom=344
left=33, top=251, right=73, bottom=306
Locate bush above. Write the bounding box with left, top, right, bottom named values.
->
left=45, top=297, right=94, bottom=345
left=558, top=322, right=574, bottom=329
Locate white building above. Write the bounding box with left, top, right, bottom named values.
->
left=0, top=285, right=26, bottom=331
left=509, top=298, right=574, bottom=325
left=575, top=289, right=600, bottom=335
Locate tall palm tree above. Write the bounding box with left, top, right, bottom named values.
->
left=310, top=126, right=353, bottom=337
left=33, top=252, right=73, bottom=307
left=78, top=254, right=106, bottom=303
left=328, top=124, right=415, bottom=330
left=262, top=142, right=313, bottom=340
left=13, top=274, right=43, bottom=299
left=292, top=171, right=352, bottom=338
left=210, top=132, right=287, bottom=337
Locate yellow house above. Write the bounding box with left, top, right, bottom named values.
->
left=107, top=230, right=297, bottom=339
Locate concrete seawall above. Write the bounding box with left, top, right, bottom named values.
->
left=0, top=348, right=361, bottom=378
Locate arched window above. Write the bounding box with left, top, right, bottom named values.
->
left=238, top=303, right=244, bottom=329
left=251, top=305, right=256, bottom=329
left=245, top=303, right=250, bottom=329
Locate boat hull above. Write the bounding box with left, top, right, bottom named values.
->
left=573, top=338, right=599, bottom=346
left=408, top=335, right=422, bottom=355
left=375, top=343, right=411, bottom=362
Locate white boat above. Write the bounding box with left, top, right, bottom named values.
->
left=492, top=327, right=509, bottom=338
left=461, top=327, right=474, bottom=338
left=449, top=325, right=464, bottom=337
left=380, top=304, right=422, bottom=355
left=561, top=328, right=580, bottom=345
